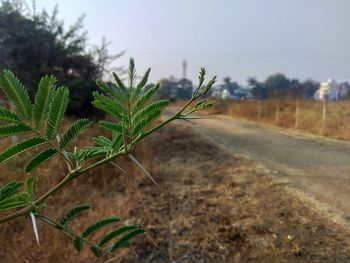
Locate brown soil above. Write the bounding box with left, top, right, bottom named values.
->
left=1, top=123, right=350, bottom=262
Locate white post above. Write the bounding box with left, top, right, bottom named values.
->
left=295, top=99, right=299, bottom=129
left=321, top=99, right=327, bottom=135
left=275, top=100, right=280, bottom=125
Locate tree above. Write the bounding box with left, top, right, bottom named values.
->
left=247, top=77, right=267, bottom=99
left=158, top=78, right=178, bottom=101
left=264, top=73, right=291, bottom=98
left=0, top=1, right=121, bottom=116
left=302, top=79, right=319, bottom=99
left=287, top=79, right=303, bottom=99
left=222, top=77, right=240, bottom=95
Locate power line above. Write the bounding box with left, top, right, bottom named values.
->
left=126, top=50, right=350, bottom=60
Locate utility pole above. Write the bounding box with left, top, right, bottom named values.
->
left=182, top=60, right=187, bottom=79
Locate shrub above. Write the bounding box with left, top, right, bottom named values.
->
left=0, top=58, right=216, bottom=258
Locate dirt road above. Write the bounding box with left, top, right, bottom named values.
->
left=187, top=115, right=350, bottom=221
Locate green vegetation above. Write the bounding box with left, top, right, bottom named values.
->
left=0, top=58, right=216, bottom=258
left=0, top=0, right=122, bottom=116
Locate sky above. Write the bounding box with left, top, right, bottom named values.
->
left=35, top=0, right=350, bottom=85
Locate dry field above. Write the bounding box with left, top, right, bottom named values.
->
left=1, top=121, right=350, bottom=262
left=211, top=100, right=350, bottom=141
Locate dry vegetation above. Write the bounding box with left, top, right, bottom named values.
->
left=211, top=100, right=350, bottom=140
left=1, top=121, right=350, bottom=262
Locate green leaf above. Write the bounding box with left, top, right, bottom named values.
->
left=92, top=136, right=112, bottom=148
left=0, top=197, right=27, bottom=211
left=131, top=68, right=151, bottom=101
left=112, top=72, right=127, bottom=93
left=111, top=134, right=122, bottom=151
left=33, top=75, right=56, bottom=129
left=81, top=216, right=120, bottom=238
left=128, top=57, right=136, bottom=88
left=132, top=83, right=160, bottom=115
left=59, top=203, right=91, bottom=228
left=132, top=100, right=169, bottom=124
left=0, top=123, right=32, bottom=138
left=98, top=225, right=139, bottom=247
left=0, top=107, right=20, bottom=123
left=96, top=80, right=127, bottom=104
left=90, top=245, right=103, bottom=258
left=108, top=229, right=145, bottom=253
left=99, top=121, right=123, bottom=134
left=0, top=181, right=23, bottom=202
left=25, top=148, right=57, bottom=173
left=132, top=110, right=162, bottom=136
left=24, top=177, right=37, bottom=203
left=79, top=146, right=108, bottom=160
left=73, top=237, right=84, bottom=252
left=0, top=70, right=32, bottom=119
left=92, top=92, right=127, bottom=121
left=46, top=87, right=69, bottom=140
left=0, top=137, right=46, bottom=165
left=60, top=119, right=91, bottom=149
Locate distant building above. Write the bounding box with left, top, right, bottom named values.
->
left=314, top=79, right=349, bottom=101
left=211, top=86, right=250, bottom=100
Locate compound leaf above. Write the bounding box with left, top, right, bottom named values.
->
left=33, top=75, right=56, bottom=129
left=132, top=83, right=160, bottom=115
left=73, top=237, right=84, bottom=252
left=81, top=216, right=120, bottom=238
left=46, top=87, right=69, bottom=140
left=59, top=203, right=91, bottom=228
left=98, top=225, right=139, bottom=247
left=60, top=119, right=92, bottom=149
left=0, top=181, right=23, bottom=202
left=0, top=70, right=32, bottom=119
left=0, top=137, right=46, bottom=165
left=90, top=245, right=103, bottom=258
left=0, top=123, right=32, bottom=138
left=25, top=148, right=58, bottom=173
left=108, top=228, right=145, bottom=253
left=0, top=107, right=20, bottom=123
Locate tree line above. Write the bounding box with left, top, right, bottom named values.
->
left=247, top=74, right=320, bottom=100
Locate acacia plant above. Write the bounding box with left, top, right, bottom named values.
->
left=0, top=58, right=216, bottom=258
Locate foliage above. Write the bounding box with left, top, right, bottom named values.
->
left=246, top=74, right=320, bottom=100
left=0, top=0, right=122, bottom=116
left=0, top=58, right=216, bottom=258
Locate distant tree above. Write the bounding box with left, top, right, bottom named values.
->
left=222, top=77, right=240, bottom=95
left=301, top=79, right=319, bottom=99
left=91, top=37, right=125, bottom=80
left=0, top=1, right=122, bottom=116
left=247, top=77, right=267, bottom=99
left=287, top=79, right=303, bottom=99
left=264, top=73, right=291, bottom=98
left=158, top=78, right=178, bottom=101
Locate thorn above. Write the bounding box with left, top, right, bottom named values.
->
left=128, top=154, right=159, bottom=187
left=30, top=212, right=40, bottom=246
left=110, top=161, right=128, bottom=175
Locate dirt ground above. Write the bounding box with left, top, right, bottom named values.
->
left=1, top=122, right=350, bottom=262
left=187, top=114, right=350, bottom=222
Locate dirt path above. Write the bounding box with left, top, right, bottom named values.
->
left=187, top=115, right=350, bottom=221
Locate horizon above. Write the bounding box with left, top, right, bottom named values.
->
left=34, top=0, right=350, bottom=85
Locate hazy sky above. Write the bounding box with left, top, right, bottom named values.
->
left=35, top=0, right=350, bottom=85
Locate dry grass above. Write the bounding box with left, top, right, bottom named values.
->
left=211, top=100, right=350, bottom=140
left=1, top=121, right=350, bottom=262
